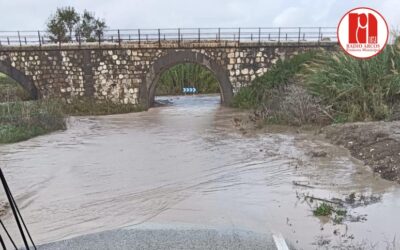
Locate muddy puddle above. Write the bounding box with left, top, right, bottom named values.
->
left=0, top=95, right=399, bottom=249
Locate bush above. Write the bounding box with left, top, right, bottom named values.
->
left=264, top=85, right=331, bottom=126
left=304, top=45, right=400, bottom=122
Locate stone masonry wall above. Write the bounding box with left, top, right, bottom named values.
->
left=0, top=42, right=332, bottom=107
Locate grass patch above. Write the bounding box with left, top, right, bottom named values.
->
left=0, top=125, right=48, bottom=143
left=62, top=98, right=145, bottom=116
left=313, top=202, right=334, bottom=216
left=312, top=202, right=348, bottom=224
left=0, top=73, right=145, bottom=143
left=0, top=100, right=66, bottom=143
left=0, top=86, right=145, bottom=143
left=0, top=97, right=145, bottom=143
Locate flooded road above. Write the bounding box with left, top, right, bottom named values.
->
left=0, top=95, right=399, bottom=249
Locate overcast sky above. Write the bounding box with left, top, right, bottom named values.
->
left=0, top=0, right=399, bottom=30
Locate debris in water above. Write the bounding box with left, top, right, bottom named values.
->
left=307, top=150, right=328, bottom=158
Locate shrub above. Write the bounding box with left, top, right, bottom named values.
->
left=266, top=85, right=332, bottom=126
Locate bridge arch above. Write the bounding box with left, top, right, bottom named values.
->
left=142, top=50, right=233, bottom=108
left=0, top=60, right=38, bottom=99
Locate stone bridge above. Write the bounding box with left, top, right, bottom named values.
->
left=0, top=41, right=335, bottom=108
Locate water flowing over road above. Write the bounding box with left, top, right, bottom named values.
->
left=0, top=95, right=399, bottom=249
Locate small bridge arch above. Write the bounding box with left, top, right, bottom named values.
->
left=142, top=50, right=234, bottom=107
left=0, top=60, right=38, bottom=99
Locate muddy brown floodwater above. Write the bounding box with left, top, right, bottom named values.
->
left=0, top=95, right=399, bottom=249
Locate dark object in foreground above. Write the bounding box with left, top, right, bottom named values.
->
left=0, top=168, right=36, bottom=249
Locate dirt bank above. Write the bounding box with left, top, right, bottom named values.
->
left=321, top=121, right=400, bottom=184
left=234, top=112, right=400, bottom=184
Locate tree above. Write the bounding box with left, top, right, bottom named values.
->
left=77, top=10, right=107, bottom=42
left=46, top=7, right=106, bottom=43
left=47, top=16, right=68, bottom=43
left=57, top=7, right=80, bottom=40
left=46, top=7, right=79, bottom=42
left=93, top=19, right=107, bottom=41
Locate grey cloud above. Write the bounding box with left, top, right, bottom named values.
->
left=0, top=0, right=398, bottom=30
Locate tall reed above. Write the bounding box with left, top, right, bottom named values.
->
left=304, top=43, right=400, bottom=122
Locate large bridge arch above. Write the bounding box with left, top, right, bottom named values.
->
left=142, top=50, right=234, bottom=108
left=0, top=60, right=38, bottom=99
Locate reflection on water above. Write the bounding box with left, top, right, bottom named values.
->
left=0, top=94, right=399, bottom=249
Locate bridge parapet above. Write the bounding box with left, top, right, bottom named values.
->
left=0, top=41, right=337, bottom=52
left=0, top=27, right=337, bottom=49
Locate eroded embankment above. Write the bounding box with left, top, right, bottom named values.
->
left=236, top=110, right=400, bottom=185
left=322, top=121, right=400, bottom=184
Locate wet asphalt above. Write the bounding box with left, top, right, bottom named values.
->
left=37, top=227, right=288, bottom=250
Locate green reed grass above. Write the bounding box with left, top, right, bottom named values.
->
left=304, top=43, right=400, bottom=122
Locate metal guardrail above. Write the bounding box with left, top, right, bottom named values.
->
left=0, top=27, right=337, bottom=48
